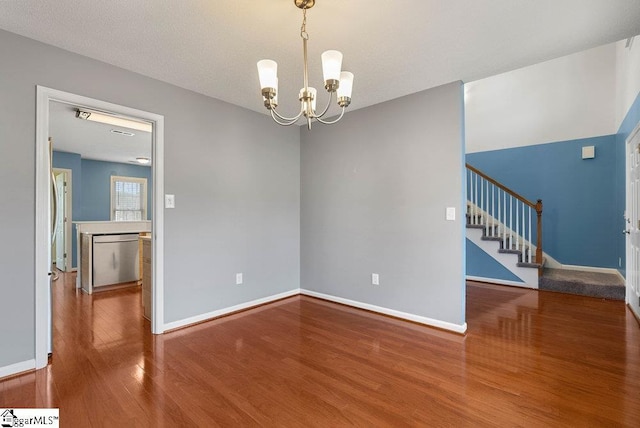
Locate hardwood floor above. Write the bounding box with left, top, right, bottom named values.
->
left=1, top=274, right=639, bottom=426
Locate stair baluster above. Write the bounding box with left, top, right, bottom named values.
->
left=515, top=195, right=519, bottom=251
left=497, top=187, right=501, bottom=241
left=528, top=205, right=532, bottom=263
left=485, top=178, right=490, bottom=237
left=502, top=190, right=507, bottom=249
left=487, top=181, right=496, bottom=236
left=474, top=173, right=478, bottom=225
left=509, top=195, right=513, bottom=250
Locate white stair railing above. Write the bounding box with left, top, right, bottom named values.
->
left=466, top=164, right=543, bottom=265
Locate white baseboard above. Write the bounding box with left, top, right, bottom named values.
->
left=542, top=253, right=562, bottom=268
left=560, top=264, right=625, bottom=281
left=300, top=289, right=467, bottom=334
left=163, top=289, right=300, bottom=331
left=628, top=302, right=640, bottom=323
left=466, top=275, right=532, bottom=288
left=0, top=359, right=35, bottom=379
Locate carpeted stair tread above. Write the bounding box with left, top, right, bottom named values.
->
left=499, top=248, right=521, bottom=254
left=539, top=268, right=625, bottom=300
left=517, top=259, right=544, bottom=268
left=466, top=224, right=485, bottom=229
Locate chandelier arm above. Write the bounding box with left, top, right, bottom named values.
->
left=270, top=103, right=305, bottom=122
left=312, top=91, right=334, bottom=119
left=270, top=109, right=300, bottom=126
left=314, top=107, right=346, bottom=125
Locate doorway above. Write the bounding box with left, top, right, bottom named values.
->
left=35, top=86, right=165, bottom=369
left=52, top=168, right=72, bottom=273
left=625, top=121, right=640, bottom=321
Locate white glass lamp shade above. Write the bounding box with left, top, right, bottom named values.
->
left=337, top=72, right=354, bottom=98
left=321, top=50, right=343, bottom=83
left=257, top=59, right=278, bottom=90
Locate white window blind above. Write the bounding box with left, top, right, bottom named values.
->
left=111, top=176, right=147, bottom=221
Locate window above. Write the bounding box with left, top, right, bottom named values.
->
left=111, top=176, right=147, bottom=221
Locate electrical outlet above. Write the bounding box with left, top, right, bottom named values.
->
left=236, top=273, right=243, bottom=285
left=372, top=273, right=379, bottom=285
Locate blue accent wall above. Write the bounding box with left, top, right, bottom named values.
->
left=466, top=239, right=522, bottom=282
left=52, top=152, right=152, bottom=268
left=467, top=134, right=618, bottom=269
left=81, top=159, right=152, bottom=222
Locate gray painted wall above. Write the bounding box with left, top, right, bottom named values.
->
left=0, top=29, right=300, bottom=368
left=300, top=82, right=466, bottom=326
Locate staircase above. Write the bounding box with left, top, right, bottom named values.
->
left=466, top=164, right=626, bottom=300
left=466, top=163, right=544, bottom=288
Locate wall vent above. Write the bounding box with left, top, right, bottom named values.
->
left=110, top=129, right=135, bottom=137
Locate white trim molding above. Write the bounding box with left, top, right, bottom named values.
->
left=36, top=86, right=166, bottom=369
left=164, top=288, right=469, bottom=335
left=466, top=275, right=531, bottom=288
left=559, top=264, right=625, bottom=281
left=629, top=303, right=640, bottom=324
left=0, top=359, right=35, bottom=380
left=300, top=289, right=468, bottom=334
left=163, top=289, right=300, bottom=332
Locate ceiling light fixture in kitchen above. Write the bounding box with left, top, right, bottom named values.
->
left=76, top=109, right=152, bottom=133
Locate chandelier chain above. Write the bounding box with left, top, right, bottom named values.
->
left=300, top=8, right=309, bottom=40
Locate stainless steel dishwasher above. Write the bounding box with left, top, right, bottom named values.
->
left=92, top=234, right=140, bottom=287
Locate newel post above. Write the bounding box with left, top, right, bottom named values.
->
left=535, top=199, right=543, bottom=265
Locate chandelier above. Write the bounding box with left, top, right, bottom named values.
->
left=257, top=0, right=354, bottom=130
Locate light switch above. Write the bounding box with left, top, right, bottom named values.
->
left=446, top=207, right=456, bottom=221
left=165, top=194, right=175, bottom=208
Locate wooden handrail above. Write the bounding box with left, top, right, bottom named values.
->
left=466, top=163, right=543, bottom=267
left=466, top=163, right=537, bottom=208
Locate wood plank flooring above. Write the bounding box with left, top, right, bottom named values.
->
left=1, top=274, right=639, bottom=426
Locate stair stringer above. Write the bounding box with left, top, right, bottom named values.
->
left=466, top=227, right=539, bottom=289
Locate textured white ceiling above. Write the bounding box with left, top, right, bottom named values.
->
left=2, top=0, right=640, bottom=118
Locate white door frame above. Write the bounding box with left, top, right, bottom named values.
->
left=36, top=86, right=166, bottom=369
left=52, top=168, right=72, bottom=272
left=625, top=121, right=640, bottom=321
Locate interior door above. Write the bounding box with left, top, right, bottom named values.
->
left=626, top=127, right=640, bottom=309
left=54, top=172, right=66, bottom=271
